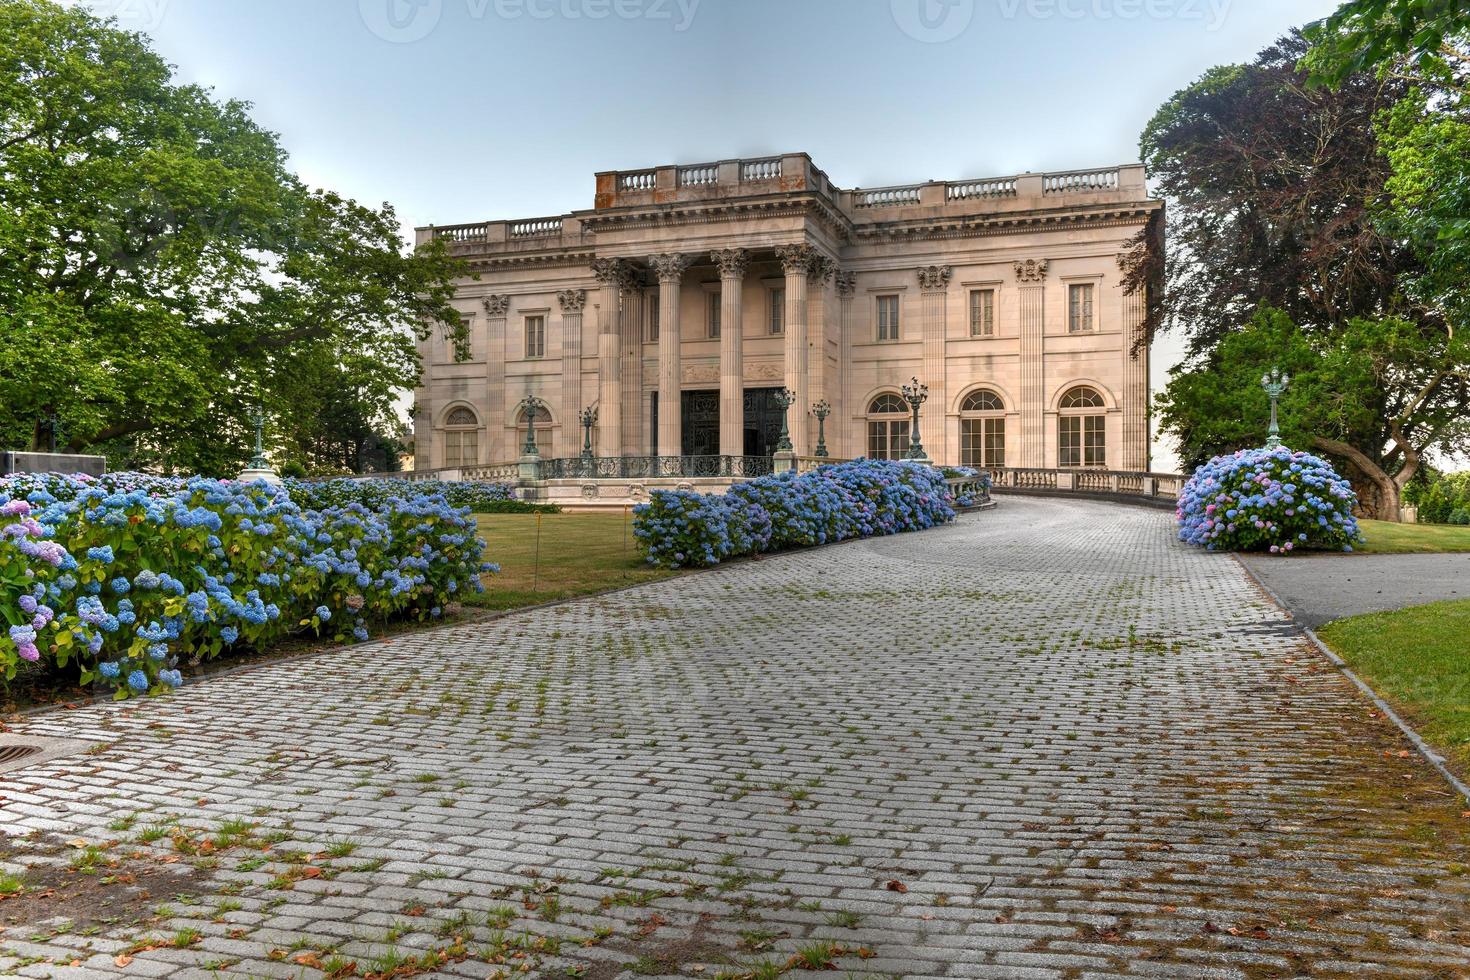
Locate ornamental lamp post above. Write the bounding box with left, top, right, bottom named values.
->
left=900, top=377, right=929, bottom=462
left=811, top=400, right=831, bottom=458
left=519, top=395, right=547, bottom=457
left=238, top=405, right=282, bottom=485
left=248, top=408, right=270, bottom=470
left=773, top=387, right=796, bottom=454
left=1262, top=368, right=1290, bottom=450
left=578, top=405, right=598, bottom=461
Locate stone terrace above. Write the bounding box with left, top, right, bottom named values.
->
left=0, top=498, right=1467, bottom=978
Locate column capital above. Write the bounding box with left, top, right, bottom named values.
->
left=482, top=294, right=510, bottom=317
left=649, top=252, right=695, bottom=283
left=809, top=255, right=836, bottom=286
left=1013, top=258, right=1050, bottom=283
left=917, top=264, right=952, bottom=291
left=557, top=288, right=587, bottom=312
left=834, top=270, right=857, bottom=296
left=590, top=257, right=637, bottom=290
left=710, top=248, right=750, bottom=281
left=776, top=242, right=816, bottom=276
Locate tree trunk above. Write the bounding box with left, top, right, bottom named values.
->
left=1311, top=436, right=1402, bottom=522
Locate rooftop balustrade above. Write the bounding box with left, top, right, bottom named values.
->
left=418, top=156, right=1150, bottom=252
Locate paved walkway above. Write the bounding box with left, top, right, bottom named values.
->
left=1239, top=552, right=1470, bottom=629
left=1, top=498, right=1468, bottom=979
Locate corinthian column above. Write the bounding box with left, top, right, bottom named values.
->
left=712, top=248, right=750, bottom=458
left=776, top=243, right=814, bottom=456
left=651, top=252, right=694, bottom=457
left=917, top=265, right=951, bottom=464
left=590, top=258, right=630, bottom=456
left=1015, top=258, right=1049, bottom=468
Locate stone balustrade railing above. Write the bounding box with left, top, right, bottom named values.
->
left=946, top=178, right=1018, bottom=200
left=1043, top=168, right=1120, bottom=194
left=739, top=157, right=783, bottom=181
left=982, top=466, right=1183, bottom=502
left=854, top=184, right=924, bottom=208
left=508, top=217, right=561, bottom=238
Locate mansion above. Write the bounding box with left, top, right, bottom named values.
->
left=413, top=152, right=1161, bottom=472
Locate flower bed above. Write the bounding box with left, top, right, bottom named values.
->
left=1, top=474, right=494, bottom=698
left=1177, top=446, right=1362, bottom=553
left=632, top=459, right=956, bottom=569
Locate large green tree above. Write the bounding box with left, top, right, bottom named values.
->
left=1130, top=32, right=1417, bottom=355
left=1137, top=21, right=1470, bottom=520
left=0, top=0, right=468, bottom=472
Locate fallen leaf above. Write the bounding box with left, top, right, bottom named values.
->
left=114, top=954, right=134, bottom=967
left=885, top=879, right=908, bottom=893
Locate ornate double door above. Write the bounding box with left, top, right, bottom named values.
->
left=673, top=387, right=787, bottom=459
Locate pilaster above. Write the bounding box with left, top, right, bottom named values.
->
left=835, top=270, right=856, bottom=458
left=482, top=294, right=510, bottom=461
left=1015, top=259, right=1048, bottom=468
left=1120, top=267, right=1150, bottom=471
left=557, top=288, right=586, bottom=458
left=917, top=265, right=951, bottom=464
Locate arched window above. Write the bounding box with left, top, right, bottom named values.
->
left=443, top=406, right=480, bottom=467
left=866, top=394, right=910, bottom=460
left=960, top=389, right=1006, bottom=467
left=1058, top=386, right=1105, bottom=467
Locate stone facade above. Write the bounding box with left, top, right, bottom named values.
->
left=414, top=153, right=1162, bottom=471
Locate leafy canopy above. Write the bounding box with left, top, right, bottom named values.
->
left=0, top=0, right=469, bottom=472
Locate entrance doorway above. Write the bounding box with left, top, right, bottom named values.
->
left=680, top=390, right=720, bottom=457
left=743, top=387, right=785, bottom=459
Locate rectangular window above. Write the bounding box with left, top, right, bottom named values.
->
left=969, top=289, right=995, bottom=337
left=707, top=291, right=721, bottom=339
left=647, top=293, right=660, bottom=342
left=876, top=295, right=900, bottom=341
left=444, top=430, right=478, bottom=468
left=769, top=288, right=785, bottom=334
left=1068, top=283, right=1095, bottom=333
left=961, top=418, right=1005, bottom=467
left=868, top=420, right=910, bottom=460
left=1059, top=415, right=1106, bottom=467
left=524, top=315, right=545, bottom=358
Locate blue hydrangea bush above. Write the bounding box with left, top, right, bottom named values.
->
left=633, top=459, right=956, bottom=569
left=1176, top=446, right=1363, bottom=553
left=1, top=473, right=494, bottom=698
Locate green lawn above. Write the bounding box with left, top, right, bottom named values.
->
left=1317, top=599, right=1470, bottom=773
left=1355, top=519, right=1470, bottom=554
left=466, top=511, right=677, bottom=611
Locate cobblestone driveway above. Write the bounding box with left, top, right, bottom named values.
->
left=2, top=498, right=1468, bottom=979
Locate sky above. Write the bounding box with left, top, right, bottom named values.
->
left=96, top=0, right=1343, bottom=470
